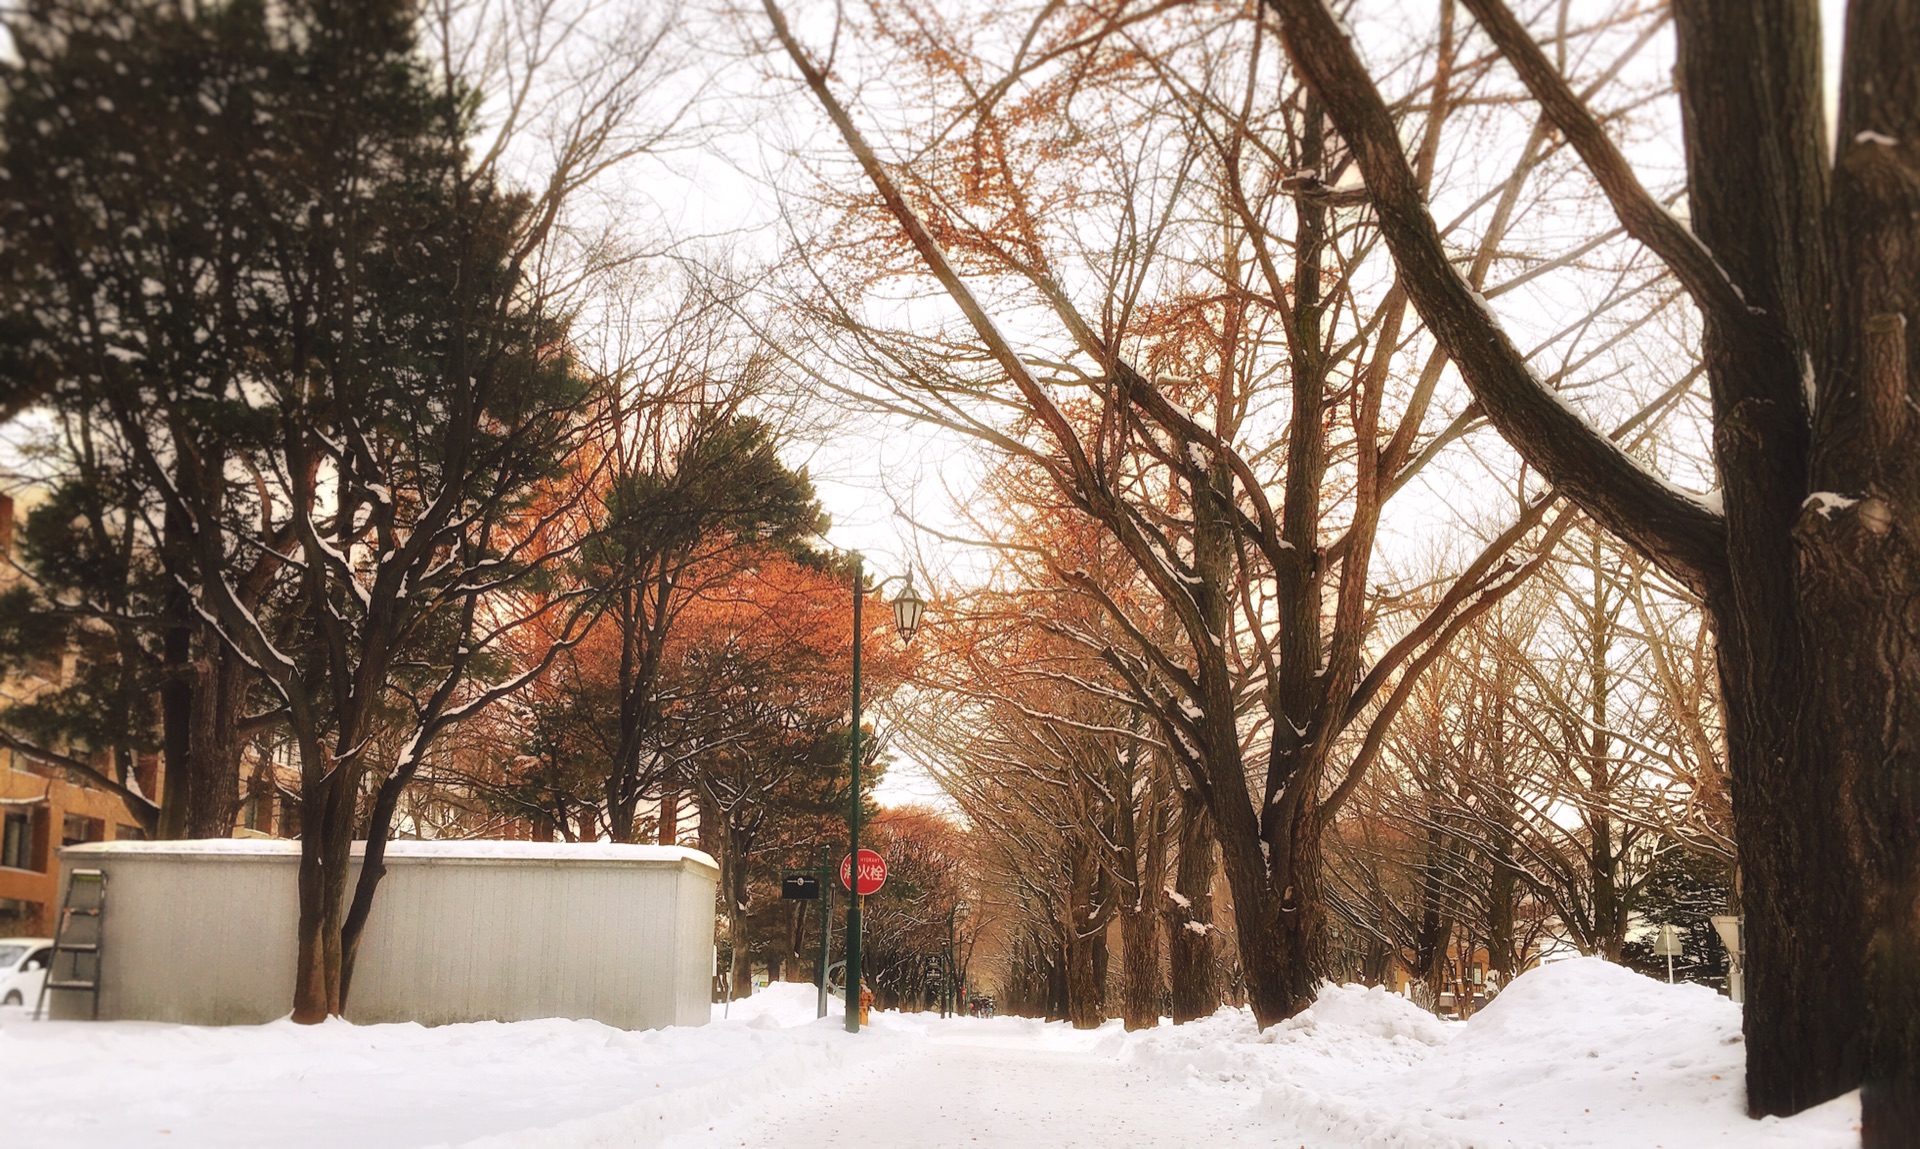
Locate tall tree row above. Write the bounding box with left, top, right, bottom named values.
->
left=899, top=478, right=1204, bottom=1028
left=1330, top=522, right=1730, bottom=1004
left=760, top=0, right=1676, bottom=1030
left=1262, top=0, right=1918, bottom=1132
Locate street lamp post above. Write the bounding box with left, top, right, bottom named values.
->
left=845, top=557, right=924, bottom=1034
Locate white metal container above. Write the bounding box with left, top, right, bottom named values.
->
left=50, top=839, right=717, bottom=1029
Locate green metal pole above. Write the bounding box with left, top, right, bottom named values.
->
left=846, top=558, right=864, bottom=1033
left=816, top=847, right=833, bottom=1019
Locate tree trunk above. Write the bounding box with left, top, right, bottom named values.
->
left=784, top=901, right=807, bottom=981
left=1064, top=927, right=1102, bottom=1030
left=1361, top=933, right=1389, bottom=986
left=1063, top=843, right=1107, bottom=1029
left=606, top=788, right=636, bottom=843
left=719, top=820, right=753, bottom=1000
left=291, top=853, right=334, bottom=1023
left=730, top=934, right=752, bottom=1000
left=1092, top=933, right=1109, bottom=1007
left=291, top=779, right=353, bottom=1023
left=157, top=458, right=250, bottom=843
left=1486, top=847, right=1516, bottom=980
left=158, top=565, right=247, bottom=840
left=1583, top=540, right=1626, bottom=963
left=1798, top=7, right=1920, bottom=1136
left=180, top=645, right=246, bottom=839
left=1209, top=745, right=1329, bottom=1028
left=157, top=503, right=194, bottom=840
left=1413, top=823, right=1452, bottom=1010
left=338, top=740, right=427, bottom=1009
left=1486, top=673, right=1517, bottom=980
left=1190, top=721, right=1300, bottom=1027
left=1799, top=435, right=1920, bottom=1142
left=1786, top=394, right=1918, bottom=1135
left=1045, top=942, right=1067, bottom=1022
left=728, top=879, right=753, bottom=1000
left=1659, top=0, right=1861, bottom=1091
left=657, top=757, right=680, bottom=846
left=1119, top=780, right=1167, bottom=1030
left=1166, top=787, right=1218, bottom=1023
left=1264, top=792, right=1329, bottom=1015
left=1116, top=732, right=1165, bottom=1031
left=1117, top=893, right=1161, bottom=1029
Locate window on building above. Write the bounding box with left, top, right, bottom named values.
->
left=2, top=811, right=31, bottom=869
left=115, top=824, right=146, bottom=841
left=61, top=814, right=103, bottom=847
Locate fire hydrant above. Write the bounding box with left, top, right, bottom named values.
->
left=859, top=980, right=874, bottom=1026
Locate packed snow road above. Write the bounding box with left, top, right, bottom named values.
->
left=0, top=959, right=1862, bottom=1148
left=665, top=1025, right=1270, bottom=1149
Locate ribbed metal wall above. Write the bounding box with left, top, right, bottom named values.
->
left=50, top=840, right=717, bottom=1029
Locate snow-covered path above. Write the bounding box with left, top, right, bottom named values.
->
left=670, top=1027, right=1266, bottom=1149
left=2, top=961, right=1862, bottom=1148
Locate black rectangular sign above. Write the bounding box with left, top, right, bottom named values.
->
left=781, top=874, right=821, bottom=900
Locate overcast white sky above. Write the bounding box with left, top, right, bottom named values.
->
left=0, top=0, right=1856, bottom=809
left=482, top=0, right=1852, bottom=807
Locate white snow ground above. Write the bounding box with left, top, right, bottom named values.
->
left=0, top=958, right=1859, bottom=1148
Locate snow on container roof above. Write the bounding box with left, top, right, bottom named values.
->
left=62, top=838, right=717, bottom=872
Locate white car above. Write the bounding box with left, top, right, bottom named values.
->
left=0, top=937, right=54, bottom=1008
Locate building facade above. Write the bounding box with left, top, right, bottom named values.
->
left=0, top=493, right=162, bottom=936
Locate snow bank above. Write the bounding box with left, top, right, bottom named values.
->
left=1115, top=983, right=1449, bottom=1129
left=0, top=982, right=889, bottom=1149
left=0, top=965, right=1867, bottom=1147
left=1118, top=957, right=1859, bottom=1148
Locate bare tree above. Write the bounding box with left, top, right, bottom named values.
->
left=1263, top=0, right=1918, bottom=1128
left=757, top=0, right=1681, bottom=1027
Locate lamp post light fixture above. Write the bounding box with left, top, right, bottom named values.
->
left=891, top=577, right=926, bottom=645
left=845, top=558, right=925, bottom=1034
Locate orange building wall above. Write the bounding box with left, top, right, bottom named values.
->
left=0, top=492, right=159, bottom=936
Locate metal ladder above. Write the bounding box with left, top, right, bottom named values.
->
left=34, top=868, right=107, bottom=1021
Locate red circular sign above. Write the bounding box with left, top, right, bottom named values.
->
left=840, top=849, right=888, bottom=896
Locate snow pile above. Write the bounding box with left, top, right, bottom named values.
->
left=0, top=963, right=1868, bottom=1147
left=1118, top=957, right=1859, bottom=1148
left=1288, top=981, right=1452, bottom=1045
left=0, top=982, right=890, bottom=1149
left=1116, top=983, right=1450, bottom=1129
left=1408, top=959, right=1857, bottom=1147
